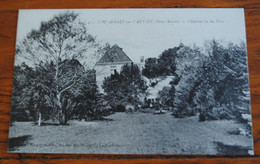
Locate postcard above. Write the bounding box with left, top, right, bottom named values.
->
left=8, top=8, right=254, bottom=155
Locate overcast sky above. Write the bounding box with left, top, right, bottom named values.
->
left=16, top=9, right=247, bottom=63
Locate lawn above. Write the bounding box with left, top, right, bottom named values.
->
left=8, top=111, right=253, bottom=154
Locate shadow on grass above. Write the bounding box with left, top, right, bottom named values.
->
left=215, top=141, right=250, bottom=155
left=36, top=122, right=64, bottom=126
left=8, top=135, right=32, bottom=152
left=97, top=117, right=114, bottom=121
left=153, top=111, right=166, bottom=115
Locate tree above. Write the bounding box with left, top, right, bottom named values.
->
left=200, top=41, right=249, bottom=120
left=186, top=40, right=251, bottom=121
left=11, top=63, right=35, bottom=122
left=172, top=44, right=205, bottom=117
left=103, top=63, right=147, bottom=111
left=16, top=11, right=97, bottom=125
left=142, top=45, right=181, bottom=78
left=157, top=47, right=180, bottom=76
left=142, top=58, right=159, bottom=78
left=11, top=62, right=55, bottom=125
left=158, top=86, right=174, bottom=108
left=52, top=59, right=87, bottom=124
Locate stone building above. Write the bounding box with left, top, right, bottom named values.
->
left=95, top=44, right=132, bottom=92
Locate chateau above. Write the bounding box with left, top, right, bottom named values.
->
left=95, top=44, right=132, bottom=92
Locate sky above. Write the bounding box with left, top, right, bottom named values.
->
left=16, top=9, right=247, bottom=64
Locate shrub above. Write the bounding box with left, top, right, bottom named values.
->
left=116, top=104, right=125, bottom=112
left=172, top=106, right=195, bottom=118
left=199, top=113, right=206, bottom=122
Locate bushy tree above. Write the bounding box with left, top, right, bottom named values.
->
left=11, top=63, right=35, bottom=122
left=194, top=40, right=250, bottom=120
left=172, top=45, right=206, bottom=117
left=11, top=62, right=55, bottom=125
left=103, top=63, right=147, bottom=111
left=72, top=71, right=106, bottom=121
left=142, top=58, right=159, bottom=78
left=142, top=46, right=180, bottom=78
left=158, top=86, right=175, bottom=108
left=157, top=47, right=180, bottom=76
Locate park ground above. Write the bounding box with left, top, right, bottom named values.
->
left=8, top=111, right=253, bottom=154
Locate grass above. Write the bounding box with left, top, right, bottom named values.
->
left=8, top=111, right=253, bottom=154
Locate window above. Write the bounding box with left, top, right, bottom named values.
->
left=110, top=65, right=117, bottom=74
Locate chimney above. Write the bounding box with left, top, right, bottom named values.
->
left=140, top=56, right=144, bottom=63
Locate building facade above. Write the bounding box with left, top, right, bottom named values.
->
left=95, top=44, right=132, bottom=92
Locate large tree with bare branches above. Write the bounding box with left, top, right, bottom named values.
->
left=16, top=11, right=97, bottom=125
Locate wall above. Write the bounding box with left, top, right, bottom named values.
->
left=95, top=63, right=126, bottom=92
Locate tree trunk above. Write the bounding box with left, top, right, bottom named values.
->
left=55, top=61, right=65, bottom=124
left=38, top=112, right=41, bottom=126
left=57, top=92, right=64, bottom=124
left=57, top=92, right=62, bottom=109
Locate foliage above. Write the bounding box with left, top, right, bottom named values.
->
left=144, top=41, right=250, bottom=121
left=14, top=12, right=100, bottom=125
left=142, top=46, right=180, bottom=78
left=172, top=45, right=206, bottom=117
left=12, top=10, right=251, bottom=123
left=11, top=58, right=105, bottom=124
left=11, top=62, right=55, bottom=122
left=142, top=58, right=159, bottom=78
left=103, top=63, right=147, bottom=111
left=194, top=41, right=250, bottom=120
left=71, top=74, right=106, bottom=121
left=172, top=40, right=250, bottom=120
left=157, top=47, right=180, bottom=75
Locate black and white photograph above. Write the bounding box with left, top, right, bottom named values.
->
left=8, top=8, right=254, bottom=155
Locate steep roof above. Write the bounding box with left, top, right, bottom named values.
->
left=96, top=44, right=132, bottom=65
